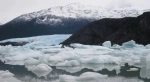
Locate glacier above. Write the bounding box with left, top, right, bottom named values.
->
left=0, top=34, right=150, bottom=80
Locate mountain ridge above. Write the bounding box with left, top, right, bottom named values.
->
left=9, top=3, right=146, bottom=24
left=0, top=3, right=149, bottom=41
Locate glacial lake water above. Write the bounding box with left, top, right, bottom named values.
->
left=0, top=61, right=150, bottom=82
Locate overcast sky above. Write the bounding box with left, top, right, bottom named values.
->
left=0, top=0, right=150, bottom=24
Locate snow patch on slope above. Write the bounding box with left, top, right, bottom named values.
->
left=12, top=3, right=146, bottom=25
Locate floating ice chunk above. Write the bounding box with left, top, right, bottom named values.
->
left=82, top=55, right=120, bottom=64
left=140, top=66, right=147, bottom=78
left=24, top=58, right=39, bottom=65
left=48, top=56, right=64, bottom=65
left=0, top=76, right=22, bottom=82
left=59, top=72, right=107, bottom=82
left=140, top=56, right=150, bottom=79
left=31, top=64, right=52, bottom=77
left=116, top=69, right=120, bottom=75
left=140, top=56, right=147, bottom=67
left=122, top=40, right=136, bottom=48
left=111, top=44, right=121, bottom=50
left=145, top=44, right=150, bottom=49
left=56, top=51, right=82, bottom=63
left=25, top=56, right=48, bottom=65
left=127, top=68, right=139, bottom=71
left=82, top=56, right=104, bottom=64
left=77, top=72, right=108, bottom=82
left=0, top=70, right=14, bottom=78
left=146, top=67, right=150, bottom=79
left=59, top=75, right=76, bottom=82
left=48, top=56, right=64, bottom=62
left=38, top=56, right=49, bottom=64
left=81, top=64, right=104, bottom=71
left=70, top=43, right=91, bottom=49
left=56, top=60, right=80, bottom=67
left=147, top=59, right=150, bottom=68
left=122, top=40, right=145, bottom=49
left=42, top=48, right=62, bottom=54
left=56, top=66, right=81, bottom=73
left=146, top=59, right=150, bottom=79
left=102, top=41, right=111, bottom=47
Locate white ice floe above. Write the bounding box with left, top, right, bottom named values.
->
left=59, top=72, right=107, bottom=82
left=0, top=35, right=150, bottom=78
left=140, top=56, right=150, bottom=79
left=0, top=35, right=150, bottom=66
left=127, top=68, right=139, bottom=71
left=31, top=64, right=52, bottom=77
left=0, top=70, right=21, bottom=82
left=56, top=60, right=80, bottom=67
left=0, top=70, right=14, bottom=78
left=76, top=72, right=108, bottom=82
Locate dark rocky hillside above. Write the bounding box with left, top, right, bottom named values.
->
left=61, top=12, right=150, bottom=45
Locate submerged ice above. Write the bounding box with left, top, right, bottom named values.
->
left=0, top=34, right=150, bottom=79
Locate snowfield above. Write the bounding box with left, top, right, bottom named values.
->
left=0, top=34, right=150, bottom=79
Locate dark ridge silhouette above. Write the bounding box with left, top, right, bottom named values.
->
left=61, top=12, right=150, bottom=45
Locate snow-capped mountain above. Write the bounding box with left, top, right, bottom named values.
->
left=12, top=3, right=146, bottom=25
left=0, top=3, right=149, bottom=41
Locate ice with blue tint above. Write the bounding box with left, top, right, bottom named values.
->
left=0, top=34, right=150, bottom=80
left=0, top=34, right=71, bottom=46
left=102, top=41, right=111, bottom=47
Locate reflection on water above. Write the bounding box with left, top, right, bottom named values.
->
left=0, top=61, right=150, bottom=82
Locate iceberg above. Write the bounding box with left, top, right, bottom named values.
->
left=31, top=63, right=52, bottom=77
left=0, top=35, right=150, bottom=79
left=102, top=41, right=111, bottom=47
left=59, top=72, right=107, bottom=82
left=0, top=70, right=14, bottom=78
left=140, top=56, right=150, bottom=79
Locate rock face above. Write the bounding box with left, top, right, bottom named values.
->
left=61, top=12, right=150, bottom=45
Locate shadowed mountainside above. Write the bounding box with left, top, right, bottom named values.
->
left=0, top=17, right=90, bottom=41
left=61, top=12, right=150, bottom=45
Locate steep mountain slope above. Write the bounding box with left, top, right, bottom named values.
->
left=0, top=3, right=148, bottom=41
left=61, top=12, right=150, bottom=45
